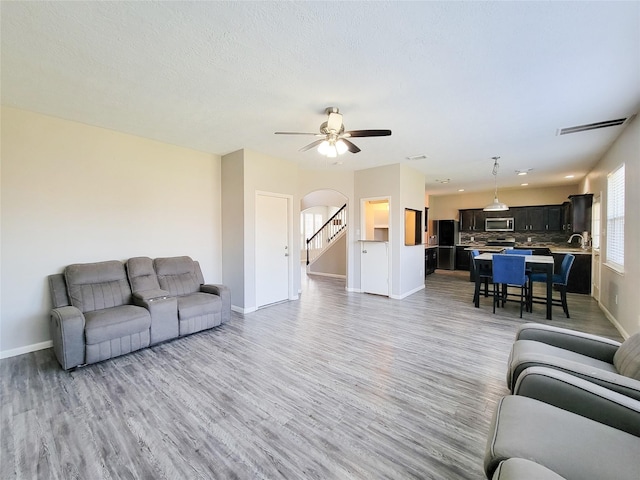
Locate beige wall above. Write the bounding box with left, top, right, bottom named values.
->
left=582, top=117, right=639, bottom=337
left=221, top=149, right=245, bottom=308
left=1, top=107, right=222, bottom=356
left=222, top=149, right=300, bottom=312
left=308, top=233, right=347, bottom=276
left=428, top=184, right=579, bottom=220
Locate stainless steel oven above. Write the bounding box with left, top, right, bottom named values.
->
left=485, top=217, right=514, bottom=232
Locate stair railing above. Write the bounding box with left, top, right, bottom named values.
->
left=306, top=204, right=347, bottom=265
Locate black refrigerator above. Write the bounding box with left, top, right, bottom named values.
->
left=436, top=220, right=459, bottom=270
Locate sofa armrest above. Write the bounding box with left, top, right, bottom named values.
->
left=514, top=366, right=640, bottom=437
left=510, top=350, right=640, bottom=401
left=516, top=323, right=621, bottom=362
left=50, top=306, right=85, bottom=370
left=132, top=289, right=178, bottom=344
left=200, top=284, right=231, bottom=324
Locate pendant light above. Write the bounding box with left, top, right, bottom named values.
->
left=483, top=156, right=509, bottom=212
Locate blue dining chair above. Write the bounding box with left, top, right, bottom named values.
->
left=491, top=254, right=528, bottom=318
left=504, top=249, right=532, bottom=255
left=472, top=249, right=493, bottom=304
left=529, top=254, right=575, bottom=318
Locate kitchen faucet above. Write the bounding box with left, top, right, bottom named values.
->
left=567, top=233, right=587, bottom=249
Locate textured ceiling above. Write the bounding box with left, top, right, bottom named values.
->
left=2, top=1, right=639, bottom=194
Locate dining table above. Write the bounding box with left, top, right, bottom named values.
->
left=473, top=253, right=555, bottom=319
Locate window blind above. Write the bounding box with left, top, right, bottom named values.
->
left=606, top=164, right=625, bottom=271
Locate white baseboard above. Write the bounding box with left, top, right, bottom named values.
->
left=390, top=284, right=426, bottom=300
left=345, top=287, right=361, bottom=293
left=306, top=272, right=346, bottom=279
left=231, top=305, right=256, bottom=314
left=598, top=302, right=629, bottom=339
left=1, top=340, right=53, bottom=359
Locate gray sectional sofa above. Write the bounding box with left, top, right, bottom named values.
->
left=483, top=323, right=640, bottom=479
left=48, top=256, right=230, bottom=370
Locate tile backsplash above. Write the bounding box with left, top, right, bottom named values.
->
left=459, top=231, right=585, bottom=248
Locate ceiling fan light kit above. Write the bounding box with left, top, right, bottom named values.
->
left=275, top=107, right=391, bottom=158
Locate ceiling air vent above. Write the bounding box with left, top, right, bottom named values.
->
left=557, top=117, right=627, bottom=135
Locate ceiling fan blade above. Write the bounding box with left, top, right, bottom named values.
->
left=344, top=129, right=392, bottom=137
left=341, top=138, right=361, bottom=153
left=275, top=131, right=319, bottom=135
left=299, top=139, right=326, bottom=152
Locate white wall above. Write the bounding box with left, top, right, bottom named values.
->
left=222, top=149, right=300, bottom=312
left=399, top=164, right=427, bottom=296
left=1, top=107, right=222, bottom=356
left=353, top=164, right=425, bottom=298
left=354, top=165, right=399, bottom=293
left=582, top=117, right=640, bottom=337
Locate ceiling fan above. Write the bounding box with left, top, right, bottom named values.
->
left=275, top=107, right=391, bottom=157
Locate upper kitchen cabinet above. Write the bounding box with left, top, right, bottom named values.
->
left=546, top=205, right=564, bottom=231
left=566, top=194, right=593, bottom=233
left=459, top=209, right=485, bottom=231
left=514, top=205, right=563, bottom=231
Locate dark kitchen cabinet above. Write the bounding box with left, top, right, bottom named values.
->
left=455, top=246, right=471, bottom=271
left=511, top=207, right=528, bottom=231
left=459, top=209, right=485, bottom=231
left=552, top=253, right=592, bottom=294
left=546, top=205, right=563, bottom=231
left=562, top=194, right=593, bottom=233
left=425, top=248, right=437, bottom=275
left=569, top=194, right=593, bottom=233
left=514, top=205, right=564, bottom=232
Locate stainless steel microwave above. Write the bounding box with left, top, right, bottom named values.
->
left=485, top=217, right=514, bottom=232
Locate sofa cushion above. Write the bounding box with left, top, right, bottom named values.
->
left=485, top=395, right=640, bottom=480
left=492, top=458, right=566, bottom=480
left=65, top=261, right=132, bottom=313
left=154, top=256, right=200, bottom=295
left=127, top=256, right=160, bottom=293
left=614, top=332, right=640, bottom=380
left=177, top=293, right=221, bottom=320
left=84, top=305, right=151, bottom=345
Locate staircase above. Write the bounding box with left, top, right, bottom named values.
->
left=306, top=204, right=347, bottom=266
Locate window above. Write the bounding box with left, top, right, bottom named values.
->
left=606, top=164, right=625, bottom=272
left=301, top=211, right=323, bottom=246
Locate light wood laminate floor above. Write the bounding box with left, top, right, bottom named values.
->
left=1, top=270, right=622, bottom=479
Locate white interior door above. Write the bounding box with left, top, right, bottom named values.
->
left=361, top=241, right=389, bottom=296
left=256, top=194, right=289, bottom=307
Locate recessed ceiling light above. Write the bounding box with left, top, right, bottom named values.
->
left=515, top=168, right=533, bottom=175
left=565, top=175, right=575, bottom=179
left=521, top=183, right=529, bottom=186
left=435, top=179, right=450, bottom=184
left=458, top=189, right=465, bottom=192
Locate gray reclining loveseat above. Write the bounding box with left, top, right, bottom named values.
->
left=506, top=322, right=640, bottom=400
left=48, top=256, right=230, bottom=370
left=485, top=366, right=640, bottom=480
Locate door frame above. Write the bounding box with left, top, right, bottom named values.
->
left=255, top=191, right=296, bottom=309
left=591, top=192, right=602, bottom=302
left=360, top=196, right=392, bottom=295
